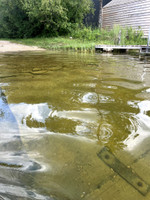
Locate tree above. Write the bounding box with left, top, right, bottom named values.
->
left=0, top=0, right=37, bottom=38
left=0, top=0, right=94, bottom=38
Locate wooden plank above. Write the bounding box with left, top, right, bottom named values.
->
left=95, top=45, right=141, bottom=52
left=95, top=45, right=141, bottom=49
left=95, top=45, right=150, bottom=54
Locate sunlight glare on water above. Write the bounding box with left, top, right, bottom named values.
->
left=0, top=51, right=150, bottom=199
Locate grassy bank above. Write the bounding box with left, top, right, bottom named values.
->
left=12, top=26, right=147, bottom=52
left=13, top=37, right=98, bottom=52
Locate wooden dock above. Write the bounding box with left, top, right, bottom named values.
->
left=95, top=45, right=150, bottom=55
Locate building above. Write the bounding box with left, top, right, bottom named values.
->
left=84, top=0, right=112, bottom=27
left=102, top=0, right=150, bottom=37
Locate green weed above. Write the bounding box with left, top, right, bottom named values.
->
left=11, top=25, right=147, bottom=52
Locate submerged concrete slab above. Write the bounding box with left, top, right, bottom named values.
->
left=84, top=138, right=150, bottom=200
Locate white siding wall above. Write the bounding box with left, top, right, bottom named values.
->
left=103, top=0, right=150, bottom=37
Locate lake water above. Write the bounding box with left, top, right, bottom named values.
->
left=0, top=51, right=150, bottom=200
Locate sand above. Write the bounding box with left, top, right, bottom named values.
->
left=0, top=40, right=45, bottom=52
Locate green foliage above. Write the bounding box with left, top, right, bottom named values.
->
left=22, top=0, right=69, bottom=36
left=12, top=23, right=147, bottom=54
left=125, top=26, right=144, bottom=45
left=0, top=0, right=145, bottom=46
left=13, top=37, right=97, bottom=52
left=0, top=0, right=44, bottom=38
left=0, top=0, right=93, bottom=38
left=12, top=25, right=146, bottom=53
left=107, top=25, right=145, bottom=45
left=70, top=25, right=146, bottom=45
left=70, top=26, right=101, bottom=41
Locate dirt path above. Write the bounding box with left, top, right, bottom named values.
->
left=0, top=40, right=45, bottom=52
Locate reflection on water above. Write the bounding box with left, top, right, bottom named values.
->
left=0, top=87, right=52, bottom=199
left=0, top=52, right=150, bottom=199
left=124, top=100, right=150, bottom=150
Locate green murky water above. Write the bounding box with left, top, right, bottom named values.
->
left=0, top=51, right=150, bottom=200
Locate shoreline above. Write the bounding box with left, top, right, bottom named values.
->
left=12, top=37, right=97, bottom=52
left=0, top=40, right=45, bottom=53
left=0, top=38, right=147, bottom=55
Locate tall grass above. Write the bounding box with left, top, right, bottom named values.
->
left=70, top=25, right=146, bottom=45
left=12, top=25, right=147, bottom=52
left=13, top=37, right=96, bottom=52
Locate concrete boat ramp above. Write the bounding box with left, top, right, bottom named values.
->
left=83, top=138, right=150, bottom=200
left=95, top=45, right=150, bottom=54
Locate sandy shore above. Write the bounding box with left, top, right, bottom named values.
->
left=0, top=40, right=45, bottom=52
